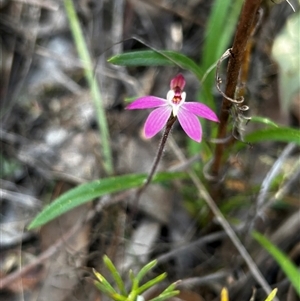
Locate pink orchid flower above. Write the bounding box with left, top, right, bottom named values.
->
left=126, top=74, right=219, bottom=142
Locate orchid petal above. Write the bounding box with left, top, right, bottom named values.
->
left=181, top=102, right=219, bottom=122
left=144, top=106, right=172, bottom=138
left=126, top=96, right=167, bottom=110
left=177, top=109, right=202, bottom=142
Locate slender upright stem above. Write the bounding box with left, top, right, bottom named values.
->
left=135, top=116, right=177, bottom=201
left=64, top=0, right=113, bottom=175
left=211, top=0, right=262, bottom=177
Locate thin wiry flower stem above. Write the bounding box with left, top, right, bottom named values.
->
left=134, top=116, right=177, bottom=202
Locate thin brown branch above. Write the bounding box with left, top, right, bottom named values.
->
left=211, top=0, right=262, bottom=177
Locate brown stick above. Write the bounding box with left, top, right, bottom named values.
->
left=211, top=0, right=262, bottom=177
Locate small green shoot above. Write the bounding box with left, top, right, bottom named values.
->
left=93, top=256, right=179, bottom=301
left=103, top=255, right=127, bottom=296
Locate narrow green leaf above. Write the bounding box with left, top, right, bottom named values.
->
left=108, top=50, right=203, bottom=81
left=28, top=174, right=145, bottom=229
left=253, top=232, right=300, bottom=296
left=148, top=291, right=180, bottom=301
left=245, top=127, right=300, bottom=145
left=250, top=116, right=278, bottom=128
left=190, top=1, right=243, bottom=156
left=109, top=50, right=173, bottom=66
left=153, top=172, right=187, bottom=183
left=198, top=0, right=243, bottom=110
left=94, top=282, right=126, bottom=301
left=103, top=255, right=127, bottom=296
left=217, top=0, right=244, bottom=61
left=93, top=269, right=118, bottom=295
left=93, top=281, right=112, bottom=295
left=64, top=0, right=113, bottom=175
left=135, top=260, right=157, bottom=283
left=160, top=281, right=180, bottom=294
left=128, top=269, right=135, bottom=283
left=202, top=0, right=233, bottom=68
left=28, top=172, right=186, bottom=229
left=137, top=273, right=167, bottom=295
left=264, top=288, right=278, bottom=301
left=130, top=273, right=139, bottom=292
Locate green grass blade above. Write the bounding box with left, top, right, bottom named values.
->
left=250, top=116, right=278, bottom=128
left=108, top=50, right=203, bottom=81
left=159, top=281, right=180, bottom=295
left=135, top=260, right=157, bottom=283
left=201, top=0, right=233, bottom=69
left=253, top=232, right=300, bottom=296
left=264, top=288, right=278, bottom=301
left=28, top=174, right=145, bottom=229
left=28, top=172, right=186, bottom=229
left=109, top=50, right=174, bottom=66
left=93, top=282, right=126, bottom=301
left=136, top=273, right=167, bottom=295
left=93, top=268, right=118, bottom=295
left=64, top=0, right=113, bottom=175
left=190, top=0, right=243, bottom=156
left=199, top=0, right=243, bottom=109
left=245, top=127, right=300, bottom=145
left=217, top=0, right=244, bottom=62
left=103, top=255, right=127, bottom=296
left=148, top=291, right=180, bottom=301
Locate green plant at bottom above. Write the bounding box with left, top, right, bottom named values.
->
left=93, top=255, right=180, bottom=301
